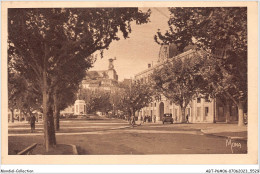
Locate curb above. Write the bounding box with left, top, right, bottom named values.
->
left=17, top=143, right=38, bottom=155
left=42, top=144, right=79, bottom=155
left=200, top=130, right=247, bottom=142
left=68, top=144, right=78, bottom=155
left=60, top=144, right=78, bottom=155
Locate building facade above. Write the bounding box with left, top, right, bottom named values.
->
left=134, top=44, right=238, bottom=123
left=61, top=58, right=120, bottom=116
left=81, top=58, right=119, bottom=92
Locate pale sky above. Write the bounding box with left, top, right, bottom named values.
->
left=90, top=8, right=170, bottom=81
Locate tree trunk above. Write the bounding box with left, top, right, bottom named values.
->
left=54, top=109, right=60, bottom=131
left=18, top=111, right=21, bottom=122
left=180, top=107, right=186, bottom=123
left=42, top=70, right=56, bottom=152
left=213, top=98, right=216, bottom=123
left=11, top=109, right=14, bottom=123
left=53, top=93, right=60, bottom=131
left=224, top=91, right=245, bottom=126
left=225, top=103, right=231, bottom=123
left=132, top=109, right=135, bottom=117
left=238, top=100, right=244, bottom=126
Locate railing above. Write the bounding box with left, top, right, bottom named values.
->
left=17, top=143, right=37, bottom=155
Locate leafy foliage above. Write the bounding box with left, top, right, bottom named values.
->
left=154, top=7, right=247, bottom=125
left=8, top=8, right=151, bottom=149
left=155, top=7, right=247, bottom=101
left=118, top=81, right=154, bottom=116
left=8, top=72, right=41, bottom=120
left=152, top=51, right=206, bottom=121
left=80, top=88, right=112, bottom=114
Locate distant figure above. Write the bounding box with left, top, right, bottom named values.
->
left=128, top=115, right=131, bottom=122
left=186, top=114, right=189, bottom=123
left=30, top=115, right=36, bottom=133
left=130, top=115, right=135, bottom=127
left=153, top=115, right=156, bottom=123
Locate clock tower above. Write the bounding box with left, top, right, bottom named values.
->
left=108, top=57, right=116, bottom=70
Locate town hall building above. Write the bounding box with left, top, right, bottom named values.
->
left=134, top=44, right=239, bottom=123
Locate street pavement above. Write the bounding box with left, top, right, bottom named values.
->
left=8, top=118, right=247, bottom=155
left=137, top=121, right=247, bottom=140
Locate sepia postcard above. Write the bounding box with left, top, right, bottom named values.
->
left=1, top=1, right=258, bottom=165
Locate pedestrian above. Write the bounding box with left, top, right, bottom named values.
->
left=30, top=115, right=36, bottom=133
left=130, top=115, right=135, bottom=127
left=153, top=115, right=156, bottom=123
left=186, top=114, right=189, bottom=123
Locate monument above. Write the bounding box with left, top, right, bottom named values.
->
left=74, top=89, right=86, bottom=116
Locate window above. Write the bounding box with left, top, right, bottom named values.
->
left=170, top=101, right=173, bottom=105
left=205, top=107, right=209, bottom=116
left=154, top=103, right=156, bottom=107
left=150, top=103, right=153, bottom=107
left=197, top=107, right=201, bottom=117
left=76, top=105, right=78, bottom=113
left=197, top=98, right=201, bottom=103
left=205, top=96, right=210, bottom=102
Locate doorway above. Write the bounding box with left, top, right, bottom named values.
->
left=159, top=102, right=164, bottom=120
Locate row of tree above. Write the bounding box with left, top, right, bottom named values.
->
left=153, top=7, right=247, bottom=126
left=8, top=8, right=151, bottom=151
left=77, top=80, right=153, bottom=119
left=8, top=7, right=247, bottom=153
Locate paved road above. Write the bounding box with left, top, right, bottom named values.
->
left=8, top=118, right=247, bottom=154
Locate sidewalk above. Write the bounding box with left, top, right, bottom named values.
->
left=136, top=121, right=247, bottom=141
left=198, top=123, right=247, bottom=141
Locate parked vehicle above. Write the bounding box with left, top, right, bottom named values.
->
left=162, top=113, right=173, bottom=124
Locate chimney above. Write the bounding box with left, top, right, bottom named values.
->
left=148, top=64, right=151, bottom=68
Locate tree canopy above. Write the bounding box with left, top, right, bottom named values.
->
left=154, top=7, right=247, bottom=125
left=80, top=88, right=112, bottom=114
left=118, top=81, right=153, bottom=117
left=152, top=51, right=206, bottom=122
left=8, top=8, right=151, bottom=151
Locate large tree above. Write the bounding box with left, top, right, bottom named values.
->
left=8, top=8, right=151, bottom=151
left=80, top=88, right=112, bottom=114
left=52, top=55, right=95, bottom=131
left=8, top=72, right=27, bottom=122
left=110, top=87, right=125, bottom=116
left=118, top=81, right=153, bottom=118
left=8, top=70, right=41, bottom=122
left=152, top=52, right=206, bottom=123
left=155, top=7, right=247, bottom=126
